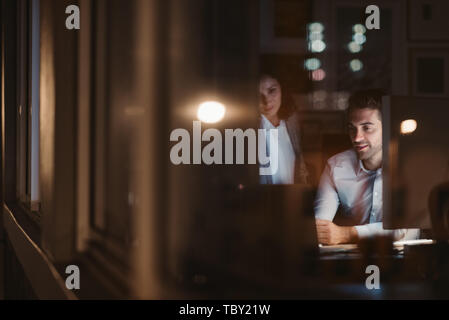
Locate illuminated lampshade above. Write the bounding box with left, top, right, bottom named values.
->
left=197, top=101, right=226, bottom=123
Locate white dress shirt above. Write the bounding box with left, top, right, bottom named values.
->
left=314, top=149, right=418, bottom=240
left=260, top=115, right=296, bottom=184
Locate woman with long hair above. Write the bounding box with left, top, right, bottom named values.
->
left=258, top=73, right=308, bottom=184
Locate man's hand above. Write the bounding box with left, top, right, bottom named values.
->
left=316, top=219, right=358, bottom=245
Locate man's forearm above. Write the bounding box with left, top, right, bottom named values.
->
left=354, top=223, right=420, bottom=241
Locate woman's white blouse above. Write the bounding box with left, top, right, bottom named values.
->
left=260, top=115, right=296, bottom=184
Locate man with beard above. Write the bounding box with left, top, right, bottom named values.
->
left=314, top=90, right=418, bottom=245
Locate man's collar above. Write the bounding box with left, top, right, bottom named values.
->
left=356, top=159, right=381, bottom=176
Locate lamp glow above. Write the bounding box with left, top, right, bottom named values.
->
left=197, top=101, right=226, bottom=123
left=400, top=119, right=417, bottom=135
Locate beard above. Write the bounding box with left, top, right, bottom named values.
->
left=355, top=143, right=382, bottom=161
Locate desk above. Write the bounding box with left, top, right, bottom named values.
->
left=316, top=239, right=449, bottom=299
left=173, top=240, right=449, bottom=299
left=319, top=239, right=434, bottom=253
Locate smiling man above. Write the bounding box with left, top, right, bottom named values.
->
left=314, top=90, right=417, bottom=245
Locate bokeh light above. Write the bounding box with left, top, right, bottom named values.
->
left=334, top=91, right=350, bottom=110
left=308, top=22, right=324, bottom=33
left=311, top=69, right=326, bottom=81
left=197, top=101, right=226, bottom=123
left=353, top=24, right=366, bottom=34
left=353, top=33, right=367, bottom=45
left=313, top=90, right=327, bottom=102
left=348, top=41, right=362, bottom=53
left=310, top=40, right=326, bottom=52
left=308, top=32, right=324, bottom=41
left=400, top=119, right=417, bottom=135
left=304, top=58, right=321, bottom=71
left=349, top=59, right=363, bottom=72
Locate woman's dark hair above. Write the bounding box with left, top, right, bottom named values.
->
left=259, top=72, right=296, bottom=120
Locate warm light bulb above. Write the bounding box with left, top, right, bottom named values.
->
left=400, top=119, right=417, bottom=135
left=197, top=101, right=226, bottom=123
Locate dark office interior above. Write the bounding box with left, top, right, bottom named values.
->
left=0, top=0, right=449, bottom=300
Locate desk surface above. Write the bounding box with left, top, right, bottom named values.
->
left=319, top=239, right=435, bottom=256
left=315, top=239, right=449, bottom=299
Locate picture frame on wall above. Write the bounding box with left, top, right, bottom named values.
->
left=407, top=0, right=449, bottom=42
left=259, top=0, right=310, bottom=53
left=409, top=48, right=449, bottom=97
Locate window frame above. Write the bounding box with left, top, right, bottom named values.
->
left=75, top=0, right=131, bottom=297
left=15, top=0, right=40, bottom=217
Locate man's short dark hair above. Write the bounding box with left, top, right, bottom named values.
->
left=347, top=89, right=385, bottom=119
